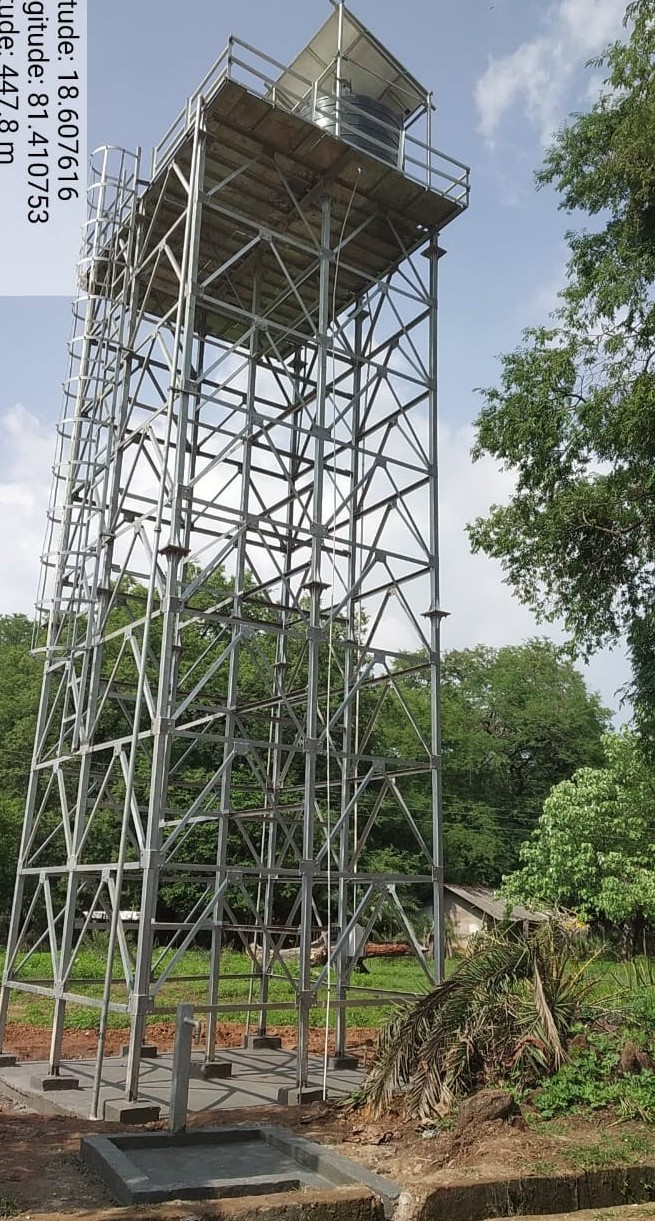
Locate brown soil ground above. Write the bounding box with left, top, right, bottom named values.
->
left=3, top=1078, right=655, bottom=1218
left=1, top=1020, right=379, bottom=1063
left=3, top=1025, right=655, bottom=1219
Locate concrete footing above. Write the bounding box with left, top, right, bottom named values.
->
left=198, top=1060, right=233, bottom=1080
left=32, top=1074, right=80, bottom=1092
left=103, top=1100, right=162, bottom=1125
left=328, top=1055, right=360, bottom=1071
left=121, top=1043, right=158, bottom=1059
left=277, top=1086, right=325, bottom=1106
left=0, top=1054, right=17, bottom=1068
left=243, top=1034, right=282, bottom=1051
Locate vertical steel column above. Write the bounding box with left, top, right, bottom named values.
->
left=205, top=253, right=263, bottom=1061
left=169, top=1003, right=198, bottom=1132
left=257, top=352, right=304, bottom=1038
left=427, top=235, right=445, bottom=984
left=125, top=105, right=207, bottom=1099
left=334, top=308, right=364, bottom=1059
left=49, top=158, right=144, bottom=1077
left=297, top=193, right=332, bottom=1090
left=335, top=3, right=344, bottom=141
left=89, top=176, right=148, bottom=1120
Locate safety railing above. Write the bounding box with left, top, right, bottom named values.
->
left=150, top=35, right=470, bottom=208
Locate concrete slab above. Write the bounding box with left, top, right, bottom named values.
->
left=81, top=1125, right=401, bottom=1213
left=0, top=1047, right=362, bottom=1123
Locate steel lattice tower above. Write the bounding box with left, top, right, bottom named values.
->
left=0, top=3, right=468, bottom=1113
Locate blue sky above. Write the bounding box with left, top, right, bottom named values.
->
left=0, top=0, right=630, bottom=716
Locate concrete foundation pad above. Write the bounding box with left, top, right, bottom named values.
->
left=32, top=1073, right=80, bottom=1092
left=0, top=1054, right=17, bottom=1068
left=328, top=1056, right=360, bottom=1071
left=81, top=1124, right=401, bottom=1213
left=197, top=1060, right=233, bottom=1080
left=243, top=1035, right=282, bottom=1051
left=121, top=1043, right=158, bottom=1059
left=277, top=1086, right=325, bottom=1106
left=0, top=1047, right=362, bottom=1122
left=103, top=1100, right=161, bottom=1125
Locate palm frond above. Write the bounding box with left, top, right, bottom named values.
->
left=532, top=959, right=566, bottom=1068
left=358, top=919, right=594, bottom=1119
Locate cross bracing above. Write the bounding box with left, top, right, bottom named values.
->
left=0, top=17, right=468, bottom=1112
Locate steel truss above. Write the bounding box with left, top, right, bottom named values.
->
left=0, top=21, right=468, bottom=1112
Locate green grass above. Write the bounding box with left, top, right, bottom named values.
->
left=0, top=943, right=648, bottom=1037
left=0, top=943, right=437, bottom=1030
left=560, top=1133, right=655, bottom=1170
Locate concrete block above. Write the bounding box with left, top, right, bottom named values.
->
left=103, top=1099, right=161, bottom=1125
left=0, top=1054, right=17, bottom=1067
left=277, top=1086, right=325, bottom=1106
left=328, top=1055, right=360, bottom=1071
left=121, top=1043, right=158, bottom=1058
left=200, top=1059, right=233, bottom=1080
left=32, top=1073, right=80, bottom=1092
left=243, top=1034, right=282, bottom=1050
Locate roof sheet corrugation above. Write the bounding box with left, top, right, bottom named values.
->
left=444, top=882, right=546, bottom=925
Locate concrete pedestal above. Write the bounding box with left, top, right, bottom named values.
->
left=103, top=1100, right=161, bottom=1125
left=243, top=1034, right=282, bottom=1051
left=32, top=1074, right=80, bottom=1092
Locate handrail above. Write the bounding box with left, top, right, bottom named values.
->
left=150, top=34, right=470, bottom=210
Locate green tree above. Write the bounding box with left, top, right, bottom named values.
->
left=0, top=615, right=43, bottom=936
left=467, top=2, right=655, bottom=733
left=373, top=639, right=609, bottom=885
left=0, top=614, right=609, bottom=933
left=503, top=731, right=655, bottom=951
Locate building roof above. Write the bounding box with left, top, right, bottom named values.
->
left=444, top=882, right=546, bottom=925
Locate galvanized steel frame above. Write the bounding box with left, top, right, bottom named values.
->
left=0, top=36, right=466, bottom=1112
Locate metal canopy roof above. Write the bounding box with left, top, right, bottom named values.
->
left=270, top=3, right=430, bottom=118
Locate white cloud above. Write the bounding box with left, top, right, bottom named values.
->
left=439, top=423, right=543, bottom=647
left=475, top=0, right=625, bottom=142
left=436, top=422, right=629, bottom=719
left=0, top=405, right=52, bottom=615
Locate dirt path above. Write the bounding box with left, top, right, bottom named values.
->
left=0, top=1092, right=113, bottom=1214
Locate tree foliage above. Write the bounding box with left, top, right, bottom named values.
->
left=0, top=615, right=42, bottom=938
left=467, top=2, right=655, bottom=731
left=503, top=732, right=655, bottom=928
left=0, top=610, right=608, bottom=934
left=376, top=639, right=608, bottom=886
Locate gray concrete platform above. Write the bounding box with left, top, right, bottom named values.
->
left=0, top=1047, right=363, bottom=1122
left=81, top=1124, right=400, bottom=1212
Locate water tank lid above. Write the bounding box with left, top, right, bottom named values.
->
left=268, top=4, right=429, bottom=119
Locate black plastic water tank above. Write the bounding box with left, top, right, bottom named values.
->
left=300, top=92, right=402, bottom=168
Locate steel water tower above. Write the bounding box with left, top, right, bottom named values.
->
left=0, top=2, right=469, bottom=1116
